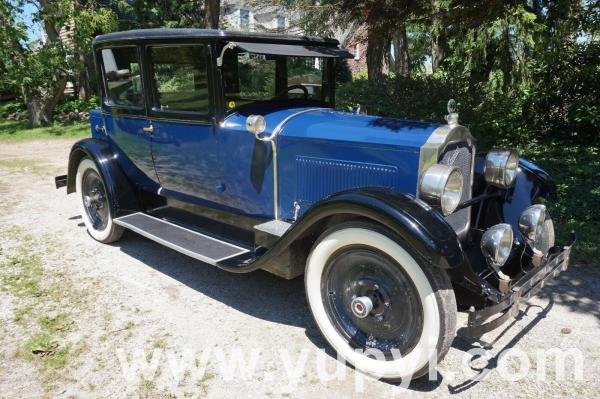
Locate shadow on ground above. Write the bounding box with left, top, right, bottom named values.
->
left=110, top=227, right=599, bottom=393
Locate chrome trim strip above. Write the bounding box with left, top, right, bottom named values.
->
left=101, top=111, right=212, bottom=125
left=255, top=107, right=325, bottom=220
left=418, top=124, right=476, bottom=238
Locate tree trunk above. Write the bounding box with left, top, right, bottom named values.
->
left=77, top=51, right=90, bottom=100
left=204, top=0, right=221, bottom=29
left=367, top=26, right=387, bottom=88
left=21, top=0, right=69, bottom=126
left=23, top=74, right=67, bottom=127
left=393, top=23, right=410, bottom=78
left=431, top=9, right=446, bottom=72
left=39, top=0, right=60, bottom=41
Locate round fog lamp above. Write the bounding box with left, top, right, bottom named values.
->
left=481, top=223, right=514, bottom=268
left=518, top=204, right=546, bottom=243
left=484, top=150, right=519, bottom=188
left=419, top=164, right=464, bottom=216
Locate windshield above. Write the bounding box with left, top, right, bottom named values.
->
left=221, top=50, right=333, bottom=111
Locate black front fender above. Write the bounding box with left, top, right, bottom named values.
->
left=232, top=188, right=469, bottom=276
left=297, top=189, right=466, bottom=269
left=67, top=138, right=139, bottom=217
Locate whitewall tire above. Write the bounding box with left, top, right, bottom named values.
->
left=76, top=157, right=124, bottom=243
left=305, top=224, right=456, bottom=380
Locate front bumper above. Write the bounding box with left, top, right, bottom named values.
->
left=459, top=232, right=575, bottom=337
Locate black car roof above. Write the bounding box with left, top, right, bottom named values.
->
left=93, top=28, right=341, bottom=48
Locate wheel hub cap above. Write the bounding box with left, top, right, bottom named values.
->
left=82, top=169, right=108, bottom=230
left=351, top=296, right=374, bottom=318
left=322, top=247, right=424, bottom=357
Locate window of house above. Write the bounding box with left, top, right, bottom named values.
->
left=101, top=47, right=143, bottom=108
left=276, top=15, right=286, bottom=30
left=149, top=45, right=210, bottom=115
left=240, top=9, right=250, bottom=31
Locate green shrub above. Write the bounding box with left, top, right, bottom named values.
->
left=0, top=100, right=26, bottom=118
left=53, top=96, right=100, bottom=116
left=335, top=41, right=599, bottom=263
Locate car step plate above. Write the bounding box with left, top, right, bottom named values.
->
left=114, top=212, right=249, bottom=265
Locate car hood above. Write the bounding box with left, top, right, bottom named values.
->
left=222, top=104, right=441, bottom=150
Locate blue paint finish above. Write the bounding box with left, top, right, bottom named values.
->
left=295, top=156, right=399, bottom=208
left=97, top=99, right=441, bottom=222
left=151, top=119, right=221, bottom=202
left=89, top=109, right=105, bottom=139
left=103, top=111, right=159, bottom=189
left=217, top=113, right=275, bottom=218
left=276, top=109, right=439, bottom=219
left=219, top=105, right=441, bottom=220
left=280, top=109, right=439, bottom=148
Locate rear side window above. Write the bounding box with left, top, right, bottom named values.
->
left=149, top=45, right=210, bottom=114
left=100, top=47, right=144, bottom=108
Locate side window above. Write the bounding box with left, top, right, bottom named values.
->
left=100, top=47, right=143, bottom=108
left=149, top=45, right=210, bottom=115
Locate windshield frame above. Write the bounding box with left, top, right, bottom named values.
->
left=215, top=41, right=338, bottom=118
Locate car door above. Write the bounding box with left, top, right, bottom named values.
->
left=98, top=46, right=158, bottom=186
left=145, top=43, right=221, bottom=203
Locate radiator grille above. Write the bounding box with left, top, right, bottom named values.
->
left=295, top=156, right=398, bottom=207
left=439, top=142, right=473, bottom=235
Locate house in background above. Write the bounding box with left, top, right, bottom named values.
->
left=221, top=1, right=299, bottom=34
left=220, top=1, right=364, bottom=74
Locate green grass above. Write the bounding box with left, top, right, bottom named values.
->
left=0, top=119, right=88, bottom=142
left=0, top=158, right=46, bottom=174
left=23, top=333, right=70, bottom=370
left=0, top=227, right=80, bottom=383
left=0, top=248, right=45, bottom=298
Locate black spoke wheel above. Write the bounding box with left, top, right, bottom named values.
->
left=76, top=157, right=123, bottom=243
left=81, top=168, right=109, bottom=230
left=322, top=246, right=424, bottom=359
left=305, top=222, right=457, bottom=380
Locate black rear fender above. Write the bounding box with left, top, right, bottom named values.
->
left=67, top=138, right=139, bottom=217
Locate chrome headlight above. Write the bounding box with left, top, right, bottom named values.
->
left=484, top=150, right=519, bottom=188
left=518, top=204, right=546, bottom=243
left=420, top=164, right=464, bottom=216
left=481, top=223, right=514, bottom=269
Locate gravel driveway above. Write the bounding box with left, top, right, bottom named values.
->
left=0, top=139, right=598, bottom=398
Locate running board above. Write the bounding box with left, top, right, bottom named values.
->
left=114, top=212, right=250, bottom=265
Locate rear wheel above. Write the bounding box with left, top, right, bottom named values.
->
left=305, top=223, right=456, bottom=380
left=76, top=157, right=123, bottom=243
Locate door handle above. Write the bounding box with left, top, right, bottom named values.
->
left=142, top=125, right=154, bottom=133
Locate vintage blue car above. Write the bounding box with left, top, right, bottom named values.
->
left=55, top=28, right=574, bottom=380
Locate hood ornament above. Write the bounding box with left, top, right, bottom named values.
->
left=445, top=99, right=459, bottom=126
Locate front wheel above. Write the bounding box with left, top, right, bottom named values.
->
left=305, top=223, right=457, bottom=380
left=75, top=157, right=124, bottom=243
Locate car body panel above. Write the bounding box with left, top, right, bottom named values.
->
left=277, top=109, right=438, bottom=219
left=222, top=104, right=440, bottom=220
left=102, top=111, right=159, bottom=187
left=151, top=118, right=221, bottom=202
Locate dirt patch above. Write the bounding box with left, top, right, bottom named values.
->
left=0, top=139, right=598, bottom=398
